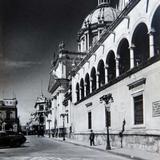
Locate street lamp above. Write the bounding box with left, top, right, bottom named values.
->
left=47, top=119, right=52, bottom=138
left=100, top=93, right=114, bottom=150
left=60, top=113, right=67, bottom=141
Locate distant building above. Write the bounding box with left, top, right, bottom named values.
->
left=0, top=98, right=19, bottom=132
left=34, top=94, right=48, bottom=136
left=48, top=0, right=160, bottom=153
left=48, top=41, right=85, bottom=137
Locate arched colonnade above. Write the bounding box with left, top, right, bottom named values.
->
left=76, top=6, right=160, bottom=102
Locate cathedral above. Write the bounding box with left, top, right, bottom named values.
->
left=48, top=0, right=160, bottom=153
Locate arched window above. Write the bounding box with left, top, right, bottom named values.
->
left=91, top=67, right=96, bottom=92
left=117, top=38, right=130, bottom=75
left=132, top=23, right=149, bottom=66
left=76, top=83, right=80, bottom=102
left=106, top=51, right=116, bottom=82
left=151, top=6, right=160, bottom=55
left=85, top=73, right=90, bottom=96
left=97, top=60, right=105, bottom=88
left=80, top=79, right=84, bottom=99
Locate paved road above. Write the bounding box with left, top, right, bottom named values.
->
left=0, top=136, right=131, bottom=160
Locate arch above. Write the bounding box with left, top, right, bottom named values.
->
left=85, top=73, right=90, bottom=96
left=80, top=78, right=84, bottom=99
left=76, top=83, right=80, bottom=102
left=97, top=59, right=105, bottom=88
left=117, top=38, right=130, bottom=75
left=90, top=67, right=97, bottom=92
left=106, top=50, right=116, bottom=82
left=151, top=5, right=160, bottom=55
left=131, top=23, right=149, bottom=66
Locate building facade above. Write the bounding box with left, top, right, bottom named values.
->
left=34, top=94, right=48, bottom=136
left=48, top=42, right=85, bottom=137
left=0, top=98, right=19, bottom=132
left=48, top=0, right=160, bottom=153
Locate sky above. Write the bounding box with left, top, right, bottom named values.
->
left=0, top=0, right=97, bottom=125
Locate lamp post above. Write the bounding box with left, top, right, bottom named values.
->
left=60, top=113, right=67, bottom=141
left=47, top=119, right=52, bottom=138
left=100, top=93, right=114, bottom=150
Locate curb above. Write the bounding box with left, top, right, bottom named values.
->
left=52, top=138, right=147, bottom=160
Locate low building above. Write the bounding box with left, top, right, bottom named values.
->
left=0, top=98, right=19, bottom=132
left=34, top=94, right=48, bottom=136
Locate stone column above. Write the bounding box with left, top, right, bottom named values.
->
left=86, top=32, right=90, bottom=51
left=129, top=44, right=135, bottom=69
left=98, top=29, right=101, bottom=40
left=96, top=71, right=100, bottom=88
left=62, top=62, right=66, bottom=78
left=148, top=29, right=155, bottom=58
left=115, top=56, right=120, bottom=77
left=90, top=78, right=93, bottom=93
left=84, top=83, right=87, bottom=97
left=105, top=64, right=109, bottom=84
left=79, top=87, right=82, bottom=100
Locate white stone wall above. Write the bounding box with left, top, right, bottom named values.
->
left=74, top=60, right=160, bottom=134
left=72, top=0, right=160, bottom=134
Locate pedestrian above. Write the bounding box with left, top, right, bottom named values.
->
left=89, top=130, right=95, bottom=146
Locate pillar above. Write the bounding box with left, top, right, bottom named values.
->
left=79, top=87, right=82, bottom=100
left=90, top=78, right=93, bottom=93
left=62, top=62, right=66, bottom=78
left=129, top=44, right=135, bottom=69
left=98, top=29, right=101, bottom=40
left=115, top=57, right=120, bottom=77
left=84, top=83, right=87, bottom=97
left=96, top=71, right=100, bottom=88
left=148, top=29, right=155, bottom=58
left=105, top=64, right=108, bottom=84
left=87, top=32, right=90, bottom=51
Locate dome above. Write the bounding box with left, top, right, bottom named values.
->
left=81, top=5, right=119, bottom=29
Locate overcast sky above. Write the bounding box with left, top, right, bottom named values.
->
left=0, top=0, right=97, bottom=125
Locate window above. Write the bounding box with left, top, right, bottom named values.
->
left=134, top=95, right=143, bottom=125
left=6, top=111, right=11, bottom=120
left=39, top=105, right=44, bottom=111
left=80, top=79, right=84, bottom=99
left=88, top=112, right=92, bottom=129
left=76, top=83, right=80, bottom=101
left=39, top=116, right=44, bottom=124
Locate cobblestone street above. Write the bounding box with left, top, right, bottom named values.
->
left=0, top=136, right=130, bottom=160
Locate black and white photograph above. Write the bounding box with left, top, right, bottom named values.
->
left=0, top=0, right=160, bottom=159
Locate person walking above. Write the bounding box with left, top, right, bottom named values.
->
left=89, top=130, right=95, bottom=146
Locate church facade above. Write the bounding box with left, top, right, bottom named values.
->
left=48, top=0, right=160, bottom=153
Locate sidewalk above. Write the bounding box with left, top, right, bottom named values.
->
left=47, top=137, right=160, bottom=160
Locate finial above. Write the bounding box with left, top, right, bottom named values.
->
left=59, top=41, right=65, bottom=51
